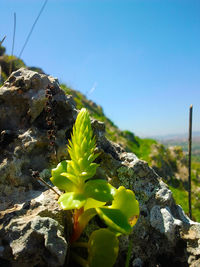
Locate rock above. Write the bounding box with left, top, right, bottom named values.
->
left=6, top=216, right=67, bottom=267
left=132, top=258, right=143, bottom=267
left=0, top=189, right=70, bottom=267
left=155, top=181, right=173, bottom=205
left=0, top=68, right=200, bottom=266
left=0, top=69, right=74, bottom=266
left=0, top=68, right=77, bottom=187
left=190, top=258, right=200, bottom=267
left=150, top=205, right=182, bottom=242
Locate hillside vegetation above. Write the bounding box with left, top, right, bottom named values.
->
left=161, top=138, right=200, bottom=221
left=1, top=44, right=199, bottom=221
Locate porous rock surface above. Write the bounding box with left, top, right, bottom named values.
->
left=0, top=68, right=200, bottom=267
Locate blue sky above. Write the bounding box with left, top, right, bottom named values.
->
left=1, top=0, right=200, bottom=136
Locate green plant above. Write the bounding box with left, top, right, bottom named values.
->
left=50, top=108, right=139, bottom=266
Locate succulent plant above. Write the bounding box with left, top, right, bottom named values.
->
left=50, top=108, right=139, bottom=267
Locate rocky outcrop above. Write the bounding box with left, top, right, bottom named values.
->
left=0, top=68, right=200, bottom=267
left=0, top=68, right=76, bottom=266
left=0, top=68, right=76, bottom=189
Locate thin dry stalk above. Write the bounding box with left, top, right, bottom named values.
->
left=0, top=35, right=6, bottom=46
left=188, top=104, right=193, bottom=219
left=31, top=170, right=60, bottom=197
left=19, top=0, right=48, bottom=58
left=9, top=12, right=16, bottom=76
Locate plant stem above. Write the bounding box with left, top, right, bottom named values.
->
left=70, top=251, right=89, bottom=267
left=125, top=238, right=133, bottom=267
left=70, top=207, right=84, bottom=243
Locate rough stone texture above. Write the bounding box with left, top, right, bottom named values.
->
left=0, top=68, right=77, bottom=188
left=0, top=188, right=70, bottom=267
left=0, top=68, right=200, bottom=267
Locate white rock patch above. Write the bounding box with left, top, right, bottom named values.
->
left=150, top=205, right=182, bottom=242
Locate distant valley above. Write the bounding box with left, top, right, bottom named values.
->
left=156, top=132, right=200, bottom=161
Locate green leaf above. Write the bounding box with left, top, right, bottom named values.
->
left=84, top=179, right=114, bottom=202
left=50, top=161, right=75, bottom=192
left=80, top=162, right=99, bottom=181
left=61, top=172, right=79, bottom=186
left=111, top=186, right=139, bottom=221
left=88, top=228, right=119, bottom=267
left=96, top=186, right=139, bottom=234
left=58, top=192, right=86, bottom=210
left=96, top=207, right=132, bottom=234
left=84, top=198, right=106, bottom=211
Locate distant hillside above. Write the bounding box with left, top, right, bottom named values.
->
left=150, top=131, right=200, bottom=141
left=161, top=135, right=200, bottom=161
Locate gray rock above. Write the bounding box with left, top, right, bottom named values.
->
left=0, top=189, right=69, bottom=267
left=8, top=216, right=67, bottom=267
left=132, top=258, right=143, bottom=267
left=150, top=205, right=182, bottom=242
left=0, top=68, right=77, bottom=187
left=155, top=180, right=173, bottom=205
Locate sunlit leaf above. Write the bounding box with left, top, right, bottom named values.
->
left=96, top=186, right=139, bottom=234
left=84, top=179, right=114, bottom=202
left=58, top=192, right=86, bottom=210
left=111, top=186, right=139, bottom=221
left=50, top=161, right=75, bottom=191
left=61, top=172, right=79, bottom=186
left=84, top=198, right=106, bottom=211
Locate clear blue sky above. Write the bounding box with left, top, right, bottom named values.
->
left=1, top=0, right=200, bottom=137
